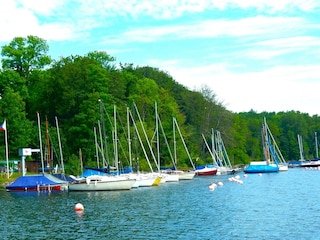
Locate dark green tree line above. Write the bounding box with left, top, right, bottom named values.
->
left=0, top=35, right=320, bottom=175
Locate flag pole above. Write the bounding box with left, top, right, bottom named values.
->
left=4, top=120, right=9, bottom=178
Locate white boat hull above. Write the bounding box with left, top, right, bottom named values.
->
left=175, top=171, right=195, bottom=180
left=68, top=175, right=135, bottom=191
left=127, top=173, right=159, bottom=188
left=161, top=173, right=179, bottom=182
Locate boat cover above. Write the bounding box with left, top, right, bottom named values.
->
left=52, top=173, right=75, bottom=182
left=6, top=173, right=67, bottom=189
left=244, top=164, right=279, bottom=173
left=196, top=164, right=216, bottom=170
left=81, top=167, right=132, bottom=177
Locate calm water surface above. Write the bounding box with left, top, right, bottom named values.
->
left=1, top=168, right=320, bottom=240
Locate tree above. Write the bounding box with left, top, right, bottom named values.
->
left=86, top=51, right=116, bottom=70
left=0, top=87, right=32, bottom=158
left=0, top=70, right=28, bottom=100
left=1, top=36, right=51, bottom=80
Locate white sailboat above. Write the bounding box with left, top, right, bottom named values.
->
left=202, top=129, right=241, bottom=175
left=172, top=117, right=195, bottom=180
left=68, top=103, right=135, bottom=191
left=153, top=102, right=179, bottom=182
left=125, top=106, right=161, bottom=188
left=299, top=132, right=320, bottom=168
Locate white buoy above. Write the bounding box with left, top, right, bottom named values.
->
left=74, top=203, right=84, bottom=212
left=243, top=174, right=247, bottom=178
left=209, top=183, right=217, bottom=191
left=258, top=173, right=262, bottom=176
left=217, top=181, right=223, bottom=186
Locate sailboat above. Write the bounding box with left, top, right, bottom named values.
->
left=153, top=102, right=179, bottom=182
left=198, top=133, right=219, bottom=176
left=171, top=117, right=196, bottom=180
left=6, top=114, right=68, bottom=192
left=68, top=104, right=135, bottom=191
left=244, top=118, right=286, bottom=173
left=124, top=106, right=162, bottom=187
left=299, top=132, right=320, bottom=168
left=202, top=129, right=242, bottom=175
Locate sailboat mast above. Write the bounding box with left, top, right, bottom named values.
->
left=94, top=127, right=100, bottom=168
left=173, top=117, right=196, bottom=170
left=45, top=116, right=51, bottom=169
left=133, top=102, right=158, bottom=171
left=173, top=117, right=177, bottom=166
left=262, top=119, right=270, bottom=164
left=315, top=132, right=319, bottom=159
left=155, top=102, right=160, bottom=173
left=99, top=99, right=109, bottom=167
left=37, top=112, right=45, bottom=173
left=79, top=148, right=83, bottom=175
left=55, top=116, right=65, bottom=174
left=113, top=105, right=119, bottom=174
left=298, top=134, right=304, bottom=161
left=129, top=109, right=154, bottom=172
left=127, top=107, right=132, bottom=170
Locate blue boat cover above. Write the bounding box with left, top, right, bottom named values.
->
left=6, top=173, right=66, bottom=189
left=81, top=167, right=132, bottom=177
left=244, top=164, right=279, bottom=173
left=196, top=164, right=216, bottom=170
left=52, top=173, right=75, bottom=182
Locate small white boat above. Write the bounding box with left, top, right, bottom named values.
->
left=68, top=175, right=136, bottom=191
left=127, top=173, right=161, bottom=188
left=173, top=170, right=195, bottom=180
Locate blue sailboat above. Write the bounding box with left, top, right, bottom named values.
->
left=244, top=118, right=285, bottom=173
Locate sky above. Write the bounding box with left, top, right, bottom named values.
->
left=0, top=0, right=320, bottom=116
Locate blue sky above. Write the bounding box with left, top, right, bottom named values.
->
left=1, top=0, right=320, bottom=116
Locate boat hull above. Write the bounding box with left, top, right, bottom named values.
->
left=6, top=185, right=62, bottom=192
left=195, top=165, right=218, bottom=176
left=128, top=173, right=158, bottom=188
left=300, top=160, right=320, bottom=168
left=195, top=167, right=218, bottom=176
left=175, top=171, right=195, bottom=180
left=244, top=162, right=279, bottom=173
left=68, top=176, right=135, bottom=191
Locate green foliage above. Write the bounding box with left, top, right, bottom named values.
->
left=0, top=87, right=32, bottom=158
left=1, top=36, right=51, bottom=79
left=1, top=36, right=320, bottom=174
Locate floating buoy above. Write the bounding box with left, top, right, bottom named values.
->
left=209, top=183, right=217, bottom=191
left=217, top=181, right=223, bottom=186
left=243, top=174, right=247, bottom=178
left=74, top=203, right=84, bottom=212
left=258, top=173, right=262, bottom=176
left=237, top=180, right=243, bottom=184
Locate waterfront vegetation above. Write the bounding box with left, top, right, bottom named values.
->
left=0, top=172, right=20, bottom=188
left=0, top=36, right=320, bottom=177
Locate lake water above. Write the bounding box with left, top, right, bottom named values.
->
left=1, top=168, right=320, bottom=240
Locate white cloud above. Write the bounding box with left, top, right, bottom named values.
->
left=151, top=59, right=320, bottom=115
left=1, top=0, right=318, bottom=44
left=72, top=0, right=320, bottom=19
left=0, top=1, right=75, bottom=42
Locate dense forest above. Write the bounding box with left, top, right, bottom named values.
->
left=0, top=35, right=319, bottom=175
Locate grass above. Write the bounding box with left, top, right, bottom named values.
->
left=0, top=172, right=20, bottom=189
